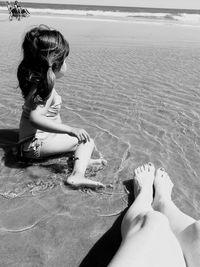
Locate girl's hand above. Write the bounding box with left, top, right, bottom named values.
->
left=70, top=127, right=90, bottom=143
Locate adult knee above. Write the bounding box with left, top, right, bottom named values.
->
left=145, top=211, right=170, bottom=230
left=194, top=220, right=200, bottom=233
left=184, top=221, right=200, bottom=241
left=121, top=214, right=145, bottom=239
left=121, top=211, right=169, bottom=240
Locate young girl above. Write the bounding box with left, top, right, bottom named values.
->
left=17, top=25, right=106, bottom=189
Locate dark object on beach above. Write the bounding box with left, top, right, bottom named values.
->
left=6, top=1, right=30, bottom=21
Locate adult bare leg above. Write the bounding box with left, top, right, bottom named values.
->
left=108, top=163, right=186, bottom=267
left=152, top=168, right=200, bottom=267
left=152, top=168, right=195, bottom=234
left=178, top=221, right=200, bottom=267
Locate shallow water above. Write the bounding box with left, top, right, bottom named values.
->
left=60, top=18, right=200, bottom=219
left=0, top=14, right=200, bottom=266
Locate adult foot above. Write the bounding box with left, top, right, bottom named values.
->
left=133, top=162, right=155, bottom=202
left=152, top=168, right=174, bottom=210
left=67, top=174, right=105, bottom=189
left=121, top=163, right=155, bottom=238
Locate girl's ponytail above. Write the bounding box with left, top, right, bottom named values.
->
left=47, top=64, right=55, bottom=92
left=45, top=63, right=56, bottom=97
left=33, top=61, right=55, bottom=104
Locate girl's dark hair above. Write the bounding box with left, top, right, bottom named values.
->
left=17, top=25, right=69, bottom=103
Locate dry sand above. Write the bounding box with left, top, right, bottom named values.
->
left=0, top=13, right=200, bottom=266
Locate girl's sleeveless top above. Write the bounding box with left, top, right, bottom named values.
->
left=19, top=90, right=62, bottom=143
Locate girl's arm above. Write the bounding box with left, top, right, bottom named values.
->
left=30, top=106, right=73, bottom=134
left=29, top=91, right=90, bottom=142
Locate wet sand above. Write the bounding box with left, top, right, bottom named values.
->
left=0, top=13, right=200, bottom=266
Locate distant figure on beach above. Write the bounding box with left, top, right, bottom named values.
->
left=6, top=1, right=12, bottom=11
left=14, top=0, right=30, bottom=15
left=108, top=163, right=200, bottom=267
left=17, top=25, right=106, bottom=189
left=6, top=1, right=16, bottom=20
left=6, top=1, right=17, bottom=16
left=14, top=1, right=21, bottom=14
left=6, top=1, right=30, bottom=20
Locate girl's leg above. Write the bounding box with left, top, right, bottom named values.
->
left=152, top=168, right=200, bottom=267
left=40, top=134, right=105, bottom=188
left=40, top=134, right=78, bottom=157
left=40, top=134, right=107, bottom=169
left=67, top=139, right=105, bottom=188
left=108, top=163, right=186, bottom=267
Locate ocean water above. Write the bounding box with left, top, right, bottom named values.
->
left=0, top=11, right=200, bottom=267
left=0, top=15, right=199, bottom=221
left=0, top=2, right=200, bottom=25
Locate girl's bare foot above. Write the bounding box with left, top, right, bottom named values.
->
left=134, top=162, right=155, bottom=202
left=152, top=168, right=174, bottom=210
left=67, top=173, right=105, bottom=189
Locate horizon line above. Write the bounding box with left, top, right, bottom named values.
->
left=0, top=1, right=200, bottom=11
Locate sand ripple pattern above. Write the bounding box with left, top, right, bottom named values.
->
left=60, top=45, right=200, bottom=218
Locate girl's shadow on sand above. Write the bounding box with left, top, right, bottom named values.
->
left=0, top=128, right=21, bottom=167
left=0, top=128, right=73, bottom=172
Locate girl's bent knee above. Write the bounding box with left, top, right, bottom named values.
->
left=88, top=138, right=94, bottom=147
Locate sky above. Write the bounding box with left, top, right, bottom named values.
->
left=21, top=0, right=200, bottom=9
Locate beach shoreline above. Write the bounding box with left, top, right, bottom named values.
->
left=1, top=2, right=200, bottom=27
